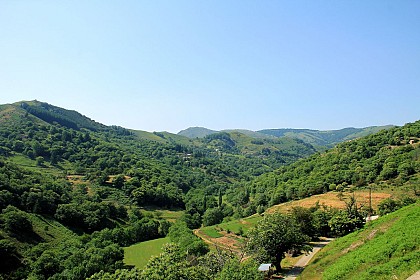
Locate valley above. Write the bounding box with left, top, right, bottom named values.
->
left=0, top=100, right=418, bottom=280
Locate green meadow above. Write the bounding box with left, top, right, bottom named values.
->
left=124, top=237, right=170, bottom=269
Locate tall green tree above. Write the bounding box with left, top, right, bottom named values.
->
left=245, top=213, right=311, bottom=272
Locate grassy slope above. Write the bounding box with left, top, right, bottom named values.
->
left=299, top=202, right=420, bottom=280
left=123, top=237, right=170, bottom=269
left=0, top=212, right=77, bottom=259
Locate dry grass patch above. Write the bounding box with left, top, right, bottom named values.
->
left=267, top=191, right=391, bottom=214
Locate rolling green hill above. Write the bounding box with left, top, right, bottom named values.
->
left=17, top=100, right=108, bottom=131
left=178, top=127, right=218, bottom=138
left=0, top=100, right=318, bottom=279
left=178, top=125, right=394, bottom=151
left=258, top=126, right=394, bottom=149
left=0, top=100, right=417, bottom=279
left=246, top=120, right=420, bottom=208
left=299, top=202, right=420, bottom=280
left=222, top=129, right=277, bottom=139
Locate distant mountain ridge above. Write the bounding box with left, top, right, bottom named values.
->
left=0, top=100, right=318, bottom=173
left=2, top=100, right=394, bottom=150
left=259, top=126, right=395, bottom=148
left=178, top=125, right=394, bottom=149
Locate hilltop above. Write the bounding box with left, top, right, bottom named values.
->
left=178, top=127, right=218, bottom=138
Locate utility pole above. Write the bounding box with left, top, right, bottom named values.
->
left=368, top=185, right=372, bottom=222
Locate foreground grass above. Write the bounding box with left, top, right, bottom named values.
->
left=299, top=202, right=420, bottom=280
left=124, top=237, right=170, bottom=269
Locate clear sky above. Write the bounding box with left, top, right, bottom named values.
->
left=1, top=1, right=419, bottom=133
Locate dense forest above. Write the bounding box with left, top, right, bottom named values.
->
left=0, top=101, right=316, bottom=279
left=241, top=120, right=420, bottom=209
left=0, top=100, right=418, bottom=279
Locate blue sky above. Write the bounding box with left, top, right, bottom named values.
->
left=1, top=1, right=419, bottom=133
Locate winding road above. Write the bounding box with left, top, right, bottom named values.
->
left=282, top=238, right=334, bottom=280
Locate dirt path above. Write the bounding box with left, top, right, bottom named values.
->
left=195, top=228, right=335, bottom=280
left=193, top=229, right=241, bottom=253
left=282, top=238, right=334, bottom=280
left=406, top=270, right=420, bottom=280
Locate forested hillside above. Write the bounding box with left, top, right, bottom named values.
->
left=178, top=125, right=394, bottom=150
left=243, top=120, right=420, bottom=210
left=258, top=126, right=394, bottom=149
left=0, top=100, right=316, bottom=279
left=0, top=100, right=418, bottom=279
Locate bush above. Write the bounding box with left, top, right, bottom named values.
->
left=378, top=198, right=401, bottom=216
left=1, top=206, right=32, bottom=233
left=202, top=207, right=224, bottom=226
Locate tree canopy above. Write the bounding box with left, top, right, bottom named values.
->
left=246, top=212, right=311, bottom=272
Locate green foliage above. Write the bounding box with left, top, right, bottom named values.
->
left=289, top=206, right=317, bottom=239
left=312, top=207, right=336, bottom=237
left=140, top=243, right=211, bottom=280
left=250, top=120, right=420, bottom=210
left=246, top=212, right=311, bottom=272
left=378, top=196, right=417, bottom=216
left=123, top=237, right=170, bottom=269
left=179, top=212, right=202, bottom=229
left=328, top=194, right=365, bottom=237
left=328, top=210, right=364, bottom=237
left=168, top=222, right=209, bottom=256
left=378, top=197, right=401, bottom=216
left=1, top=205, right=33, bottom=233
left=259, top=126, right=394, bottom=149
left=0, top=102, right=418, bottom=279
left=202, top=207, right=224, bottom=226
left=200, top=226, right=224, bottom=238
left=217, top=258, right=263, bottom=280
left=0, top=239, right=21, bottom=273
left=88, top=268, right=142, bottom=280
left=55, top=201, right=124, bottom=232
left=302, top=202, right=420, bottom=280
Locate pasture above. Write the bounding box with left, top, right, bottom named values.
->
left=124, top=237, right=170, bottom=269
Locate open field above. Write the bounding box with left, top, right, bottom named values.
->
left=266, top=190, right=391, bottom=214
left=217, top=215, right=261, bottom=234
left=196, top=190, right=396, bottom=258
left=140, top=207, right=184, bottom=223
left=124, top=237, right=170, bottom=269
left=8, top=154, right=67, bottom=177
